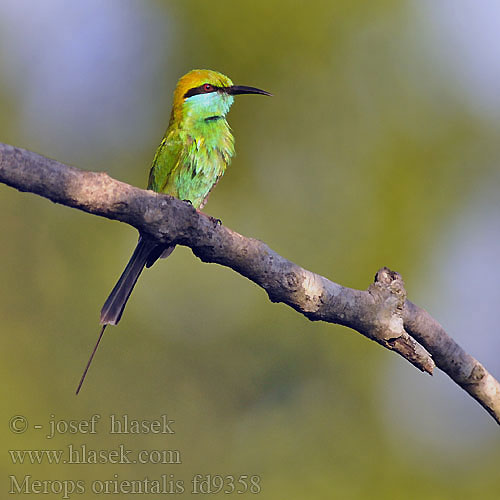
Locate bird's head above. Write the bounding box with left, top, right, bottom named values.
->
left=170, top=69, right=271, bottom=125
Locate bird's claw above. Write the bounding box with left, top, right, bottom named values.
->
left=209, top=216, right=222, bottom=227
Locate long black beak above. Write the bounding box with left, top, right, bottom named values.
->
left=226, top=85, right=272, bottom=96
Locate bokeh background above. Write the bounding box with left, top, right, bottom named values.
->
left=1, top=1, right=499, bottom=498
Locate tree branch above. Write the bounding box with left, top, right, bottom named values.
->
left=1, top=142, right=499, bottom=425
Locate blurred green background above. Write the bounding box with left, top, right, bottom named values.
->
left=1, top=1, right=499, bottom=498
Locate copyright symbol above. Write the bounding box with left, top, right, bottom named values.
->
left=9, top=415, right=28, bottom=433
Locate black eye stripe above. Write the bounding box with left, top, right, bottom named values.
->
left=183, top=84, right=223, bottom=98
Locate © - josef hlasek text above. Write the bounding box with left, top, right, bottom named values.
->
left=45, top=414, right=175, bottom=438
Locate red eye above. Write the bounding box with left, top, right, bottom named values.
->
left=203, top=83, right=214, bottom=92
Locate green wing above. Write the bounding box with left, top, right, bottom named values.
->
left=147, top=129, right=186, bottom=195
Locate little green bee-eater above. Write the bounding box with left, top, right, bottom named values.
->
left=76, top=69, right=271, bottom=394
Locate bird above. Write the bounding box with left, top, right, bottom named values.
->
left=76, top=69, right=271, bottom=394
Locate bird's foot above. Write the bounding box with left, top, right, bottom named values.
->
left=209, top=216, right=222, bottom=228
left=188, top=205, right=222, bottom=227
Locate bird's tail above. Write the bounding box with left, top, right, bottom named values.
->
left=76, top=237, right=172, bottom=395
left=100, top=237, right=159, bottom=326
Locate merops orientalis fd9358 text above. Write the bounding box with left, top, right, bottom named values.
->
left=76, top=69, right=271, bottom=394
